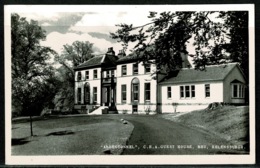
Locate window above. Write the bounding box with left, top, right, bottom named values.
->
left=77, top=71, right=82, bottom=81
left=85, top=71, right=89, bottom=80
left=144, top=64, right=151, bottom=73
left=133, top=63, right=138, bottom=75
left=93, top=87, right=97, bottom=103
left=131, top=78, right=139, bottom=102
left=122, top=65, right=127, bottom=76
left=191, top=85, right=195, bottom=98
left=94, top=69, right=98, bottom=79
left=133, top=105, right=138, bottom=113
left=84, top=83, right=90, bottom=104
left=121, top=85, right=127, bottom=103
left=180, top=85, right=195, bottom=98
left=106, top=70, right=110, bottom=78
left=232, top=84, right=244, bottom=98
left=185, top=86, right=190, bottom=97
left=77, top=88, right=82, bottom=104
left=111, top=70, right=115, bottom=77
left=167, top=86, right=172, bottom=99
left=145, top=83, right=151, bottom=101
left=180, top=86, right=184, bottom=98
left=205, top=84, right=210, bottom=97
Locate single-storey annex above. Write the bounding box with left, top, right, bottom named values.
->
left=74, top=47, right=247, bottom=114
left=158, top=63, right=247, bottom=113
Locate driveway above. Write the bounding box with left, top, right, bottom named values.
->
left=12, top=114, right=247, bottom=155
left=120, top=115, right=248, bottom=155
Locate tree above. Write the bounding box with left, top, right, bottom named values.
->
left=11, top=13, right=59, bottom=135
left=54, top=41, right=94, bottom=111
left=218, top=11, right=249, bottom=78
left=110, top=11, right=248, bottom=78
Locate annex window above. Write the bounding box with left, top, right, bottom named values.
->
left=185, top=86, right=190, bottom=97
left=93, top=87, right=97, bottom=103
left=122, top=65, right=127, bottom=76
left=180, top=86, right=184, bottom=98
left=131, top=78, right=139, bottom=102
left=84, top=83, right=90, bottom=104
left=144, top=63, right=151, bottom=73
left=77, top=87, right=82, bottom=104
left=167, top=86, right=172, bottom=99
left=85, top=71, right=89, bottom=80
left=133, top=63, right=138, bottom=75
left=180, top=85, right=195, bottom=98
left=205, top=84, right=210, bottom=97
left=232, top=84, right=244, bottom=98
left=145, top=83, right=151, bottom=101
left=191, top=85, right=195, bottom=98
left=121, top=85, right=127, bottom=103
left=94, top=69, right=98, bottom=79
left=77, top=71, right=82, bottom=81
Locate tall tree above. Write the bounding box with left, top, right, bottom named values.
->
left=54, top=41, right=94, bottom=111
left=11, top=13, right=58, bottom=119
left=111, top=11, right=248, bottom=78
left=218, top=11, right=249, bottom=78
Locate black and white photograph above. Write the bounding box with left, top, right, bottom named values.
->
left=4, top=4, right=255, bottom=165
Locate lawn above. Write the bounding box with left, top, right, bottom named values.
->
left=12, top=115, right=134, bottom=155
left=161, top=105, right=249, bottom=150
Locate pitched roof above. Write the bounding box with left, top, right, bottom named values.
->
left=74, top=55, right=104, bottom=70
left=117, top=53, right=141, bottom=64
left=159, top=63, right=240, bottom=84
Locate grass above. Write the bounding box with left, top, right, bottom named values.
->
left=12, top=115, right=134, bottom=155
left=161, top=106, right=249, bottom=148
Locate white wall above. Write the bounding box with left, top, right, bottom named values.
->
left=223, top=66, right=246, bottom=104
left=75, top=67, right=101, bottom=105
left=159, top=81, right=224, bottom=113
left=116, top=62, right=157, bottom=113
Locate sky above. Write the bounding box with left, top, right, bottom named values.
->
left=5, top=5, right=253, bottom=60
left=7, top=5, right=177, bottom=56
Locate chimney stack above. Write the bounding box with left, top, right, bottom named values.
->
left=106, top=47, right=115, bottom=56
left=117, top=49, right=126, bottom=58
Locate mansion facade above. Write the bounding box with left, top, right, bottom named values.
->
left=74, top=47, right=246, bottom=114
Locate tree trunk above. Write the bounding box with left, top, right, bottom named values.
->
left=30, top=109, right=33, bottom=136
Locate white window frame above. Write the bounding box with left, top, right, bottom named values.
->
left=232, top=83, right=245, bottom=98
left=205, top=84, right=210, bottom=98
left=145, top=83, right=151, bottom=101
left=85, top=71, right=89, bottom=80
left=121, top=84, right=127, bottom=103
left=122, top=65, right=127, bottom=76
left=167, top=86, right=172, bottom=99
left=93, top=69, right=98, bottom=79
left=180, top=85, right=195, bottom=99
left=133, top=63, right=138, bottom=75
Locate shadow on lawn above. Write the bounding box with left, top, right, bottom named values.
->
left=47, top=130, right=74, bottom=136
left=12, top=138, right=30, bottom=146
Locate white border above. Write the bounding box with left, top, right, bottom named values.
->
left=5, top=4, right=255, bottom=165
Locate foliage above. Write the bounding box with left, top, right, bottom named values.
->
left=111, top=11, right=248, bottom=78
left=54, top=41, right=95, bottom=111
left=11, top=13, right=58, bottom=116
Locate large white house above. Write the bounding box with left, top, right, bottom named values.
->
left=74, top=47, right=247, bottom=114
